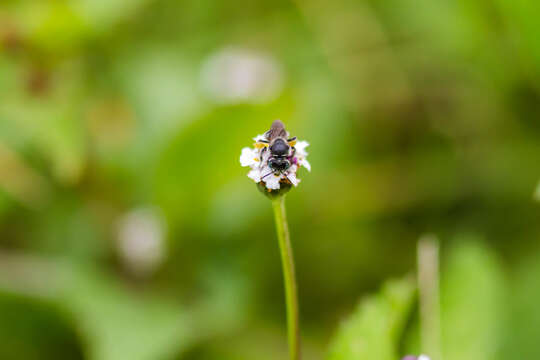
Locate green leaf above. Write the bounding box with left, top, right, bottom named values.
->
left=63, top=265, right=192, bottom=360
left=441, top=240, right=506, bottom=360
left=0, top=257, right=197, bottom=360
left=0, top=253, right=248, bottom=360
left=326, top=276, right=416, bottom=360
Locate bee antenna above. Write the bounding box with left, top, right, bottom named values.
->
left=262, top=171, right=274, bottom=180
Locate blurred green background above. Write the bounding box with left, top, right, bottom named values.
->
left=1, top=0, right=540, bottom=359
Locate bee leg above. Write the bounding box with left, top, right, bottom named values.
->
left=287, top=136, right=297, bottom=147
left=289, top=147, right=296, bottom=160
left=259, top=147, right=267, bottom=163
left=282, top=172, right=294, bottom=184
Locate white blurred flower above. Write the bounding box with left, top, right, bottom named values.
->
left=240, top=120, right=310, bottom=192
left=116, top=207, right=166, bottom=277
left=402, top=356, right=430, bottom=360
left=200, top=47, right=284, bottom=104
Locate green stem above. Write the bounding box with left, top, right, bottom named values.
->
left=272, top=195, right=301, bottom=360
left=417, top=235, right=442, bottom=360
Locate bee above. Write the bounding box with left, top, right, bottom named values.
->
left=256, top=120, right=297, bottom=179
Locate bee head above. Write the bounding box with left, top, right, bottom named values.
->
left=270, top=138, right=289, bottom=156
left=268, top=157, right=291, bottom=172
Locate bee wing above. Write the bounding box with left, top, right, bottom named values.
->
left=267, top=120, right=288, bottom=140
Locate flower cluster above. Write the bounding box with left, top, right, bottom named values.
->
left=240, top=121, right=310, bottom=192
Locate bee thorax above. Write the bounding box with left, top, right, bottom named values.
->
left=270, top=138, right=289, bottom=156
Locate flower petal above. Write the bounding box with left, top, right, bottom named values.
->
left=299, top=158, right=311, bottom=172
left=295, top=140, right=309, bottom=156
left=240, top=147, right=259, bottom=167
left=288, top=164, right=298, bottom=174
left=247, top=168, right=262, bottom=182
left=286, top=171, right=300, bottom=186
left=264, top=173, right=282, bottom=189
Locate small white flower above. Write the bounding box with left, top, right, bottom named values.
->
left=295, top=140, right=311, bottom=172
left=417, top=356, right=430, bottom=360
left=240, top=147, right=260, bottom=167
left=265, top=173, right=282, bottom=190
left=240, top=120, right=310, bottom=192
left=288, top=174, right=300, bottom=186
